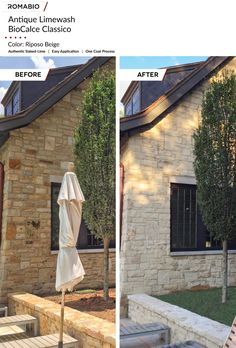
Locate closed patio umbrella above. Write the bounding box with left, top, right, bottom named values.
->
left=56, top=163, right=85, bottom=348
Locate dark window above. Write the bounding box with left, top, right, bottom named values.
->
left=5, top=89, right=20, bottom=116
left=125, top=100, right=132, bottom=116
left=170, top=183, right=236, bottom=252
left=5, top=102, right=12, bottom=116
left=51, top=183, right=115, bottom=250
left=0, top=163, right=4, bottom=246
left=12, top=90, right=20, bottom=114
left=132, top=88, right=140, bottom=114
left=125, top=87, right=140, bottom=116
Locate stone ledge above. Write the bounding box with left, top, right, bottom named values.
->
left=170, top=250, right=236, bottom=256
left=128, top=294, right=230, bottom=348
left=8, top=292, right=115, bottom=347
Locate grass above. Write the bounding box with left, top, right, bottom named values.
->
left=156, top=287, right=236, bottom=326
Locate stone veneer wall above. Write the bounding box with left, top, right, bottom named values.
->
left=128, top=294, right=229, bottom=348
left=0, top=58, right=116, bottom=303
left=8, top=293, right=115, bottom=348
left=120, top=57, right=236, bottom=297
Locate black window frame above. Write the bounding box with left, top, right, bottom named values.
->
left=51, top=182, right=115, bottom=251
left=170, top=183, right=236, bottom=252
left=125, top=87, right=140, bottom=116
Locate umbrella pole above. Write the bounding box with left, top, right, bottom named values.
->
left=58, top=290, right=65, bottom=348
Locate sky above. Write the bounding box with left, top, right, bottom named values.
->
left=0, top=56, right=90, bottom=114
left=120, top=56, right=208, bottom=69
left=119, top=56, right=208, bottom=101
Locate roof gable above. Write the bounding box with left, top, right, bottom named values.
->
left=1, top=64, right=82, bottom=111
left=121, top=61, right=202, bottom=109
left=121, top=57, right=231, bottom=134
left=0, top=57, right=112, bottom=134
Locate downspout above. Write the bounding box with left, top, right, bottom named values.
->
left=120, top=162, right=124, bottom=248
left=0, top=162, right=4, bottom=246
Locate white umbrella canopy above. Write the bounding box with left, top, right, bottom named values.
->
left=56, top=164, right=85, bottom=347
left=56, top=170, right=85, bottom=291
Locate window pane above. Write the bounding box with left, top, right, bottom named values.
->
left=170, top=183, right=234, bottom=251
left=132, top=88, right=140, bottom=114
left=125, top=100, right=132, bottom=116
left=171, top=186, right=179, bottom=249
left=51, top=183, right=60, bottom=250
left=171, top=183, right=236, bottom=251
left=13, top=90, right=20, bottom=114
left=5, top=102, right=12, bottom=116
left=190, top=188, right=197, bottom=247
left=171, top=184, right=197, bottom=250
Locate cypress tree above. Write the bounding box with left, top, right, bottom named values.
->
left=193, top=71, right=236, bottom=303
left=74, top=69, right=115, bottom=301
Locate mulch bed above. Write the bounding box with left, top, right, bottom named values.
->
left=43, top=288, right=115, bottom=323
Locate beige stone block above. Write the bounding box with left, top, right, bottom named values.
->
left=35, top=176, right=44, bottom=185
left=26, top=149, right=37, bottom=156
left=6, top=223, right=16, bottom=240
left=20, top=261, right=30, bottom=269
left=67, top=137, right=73, bottom=145
left=38, top=269, right=51, bottom=282
left=9, top=159, right=21, bottom=169
left=84, top=337, right=100, bottom=347
left=45, top=136, right=55, bottom=151
left=36, top=187, right=48, bottom=194
left=21, top=128, right=34, bottom=134
left=60, top=161, right=72, bottom=170
left=16, top=225, right=25, bottom=233
left=13, top=201, right=24, bottom=207
left=8, top=174, right=19, bottom=181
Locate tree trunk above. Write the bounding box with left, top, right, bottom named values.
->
left=103, top=237, right=110, bottom=301
left=222, top=239, right=228, bottom=304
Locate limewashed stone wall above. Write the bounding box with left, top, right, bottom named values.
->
left=0, top=58, right=115, bottom=303
left=128, top=294, right=229, bottom=348
left=8, top=293, right=115, bottom=348
left=120, top=58, right=236, bottom=297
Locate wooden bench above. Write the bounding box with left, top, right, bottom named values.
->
left=224, top=317, right=236, bottom=347
left=0, top=306, right=8, bottom=317
left=161, top=341, right=206, bottom=347
left=0, top=315, right=37, bottom=336
left=120, top=318, right=170, bottom=346
left=0, top=333, right=79, bottom=348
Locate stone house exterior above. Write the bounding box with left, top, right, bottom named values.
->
left=120, top=56, right=236, bottom=298
left=0, top=56, right=116, bottom=303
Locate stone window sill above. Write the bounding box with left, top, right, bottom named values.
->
left=170, top=250, right=236, bottom=256
left=51, top=248, right=115, bottom=255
